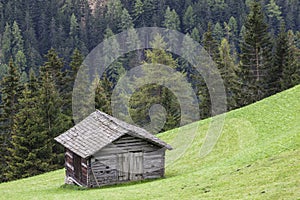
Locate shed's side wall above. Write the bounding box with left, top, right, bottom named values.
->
left=88, top=134, right=165, bottom=187
left=65, top=149, right=88, bottom=186
left=144, top=148, right=166, bottom=179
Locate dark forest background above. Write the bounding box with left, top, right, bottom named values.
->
left=0, top=0, right=299, bottom=182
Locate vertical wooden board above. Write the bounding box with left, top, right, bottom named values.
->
left=129, top=152, right=144, bottom=181
left=129, top=153, right=135, bottom=180
left=137, top=152, right=144, bottom=175
left=117, top=154, right=123, bottom=180
left=117, top=153, right=129, bottom=181
left=123, top=153, right=129, bottom=180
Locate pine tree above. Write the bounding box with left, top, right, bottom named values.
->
left=103, top=28, right=125, bottom=84
left=38, top=63, right=68, bottom=169
left=0, top=59, right=20, bottom=182
left=120, top=8, right=134, bottom=31
left=95, top=75, right=113, bottom=115
left=106, top=0, right=123, bottom=32
left=15, top=50, right=28, bottom=83
left=218, top=38, right=241, bottom=110
left=281, top=30, right=300, bottom=89
left=266, top=0, right=282, bottom=34
left=43, top=49, right=65, bottom=95
left=23, top=11, right=41, bottom=72
left=240, top=1, right=275, bottom=105
left=183, top=5, right=195, bottom=33
left=0, top=64, right=8, bottom=82
left=227, top=16, right=238, bottom=48
left=129, top=34, right=196, bottom=132
left=133, top=0, right=144, bottom=26
left=65, top=49, right=84, bottom=118
left=191, top=27, right=201, bottom=43
left=163, top=6, right=180, bottom=31
left=6, top=70, right=51, bottom=180
left=213, top=22, right=223, bottom=43
left=1, top=23, right=12, bottom=63
left=202, top=22, right=219, bottom=60
left=68, top=13, right=81, bottom=51
left=275, top=22, right=288, bottom=91
left=11, top=21, right=24, bottom=59
left=72, top=59, right=94, bottom=123
left=181, top=33, right=210, bottom=119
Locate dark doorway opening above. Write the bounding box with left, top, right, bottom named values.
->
left=73, top=153, right=82, bottom=182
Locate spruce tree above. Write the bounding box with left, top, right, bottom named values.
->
left=266, top=0, right=282, bottom=35
left=103, top=28, right=125, bottom=84
left=1, top=23, right=12, bottom=63
left=133, top=0, right=144, bottom=26
left=43, top=49, right=65, bottom=95
left=65, top=49, right=84, bottom=118
left=240, top=1, right=275, bottom=105
left=23, top=12, right=41, bottom=72
left=183, top=5, right=195, bottom=33
left=68, top=13, right=81, bottom=51
left=120, top=8, right=134, bottom=31
left=181, top=33, right=210, bottom=119
left=202, top=22, right=219, bottom=60
left=38, top=63, right=68, bottom=169
left=11, top=21, right=24, bottom=59
left=106, top=0, right=123, bottom=32
left=163, top=6, right=180, bottom=31
left=218, top=38, right=241, bottom=110
left=281, top=30, right=300, bottom=89
left=95, top=75, right=113, bottom=115
left=6, top=70, right=51, bottom=180
left=213, top=22, right=224, bottom=43
left=0, top=59, right=20, bottom=182
left=191, top=27, right=201, bottom=43
left=275, top=22, right=288, bottom=91
left=129, top=34, right=196, bottom=132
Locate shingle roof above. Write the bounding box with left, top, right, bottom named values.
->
left=54, top=110, right=172, bottom=158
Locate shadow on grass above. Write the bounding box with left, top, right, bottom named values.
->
left=60, top=175, right=177, bottom=191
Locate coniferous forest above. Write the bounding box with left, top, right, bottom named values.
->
left=0, top=0, right=299, bottom=182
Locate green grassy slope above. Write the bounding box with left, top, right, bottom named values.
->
left=1, top=85, right=299, bottom=200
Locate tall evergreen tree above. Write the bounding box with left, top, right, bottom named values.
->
left=65, top=49, right=84, bottom=118
left=275, top=22, right=288, bottom=90
left=95, top=75, right=113, bottom=115
left=0, top=59, right=20, bottom=182
left=202, top=22, right=219, bottom=60
left=11, top=21, right=24, bottom=59
left=133, top=0, right=144, bottom=26
left=183, top=5, right=195, bottom=33
left=103, top=28, right=125, bottom=84
left=120, top=8, right=134, bottom=31
left=281, top=30, right=300, bottom=89
left=1, top=23, right=12, bottom=63
left=218, top=38, right=241, bottom=110
left=266, top=0, right=282, bottom=35
left=38, top=61, right=68, bottom=169
left=106, top=0, right=123, bottom=32
left=163, top=6, right=180, bottom=31
left=6, top=70, right=51, bottom=180
left=23, top=11, right=41, bottom=71
left=43, top=49, right=65, bottom=95
left=68, top=13, right=81, bottom=51
left=191, top=27, right=201, bottom=43
left=213, top=22, right=224, bottom=43
left=240, top=1, right=275, bottom=105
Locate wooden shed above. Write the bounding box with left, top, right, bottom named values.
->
left=54, top=110, right=172, bottom=188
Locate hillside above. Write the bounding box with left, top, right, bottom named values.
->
left=0, top=85, right=299, bottom=199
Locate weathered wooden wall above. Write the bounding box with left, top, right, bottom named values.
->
left=87, top=134, right=166, bottom=187
left=65, top=149, right=88, bottom=186
left=144, top=149, right=165, bottom=179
